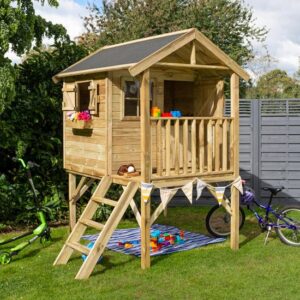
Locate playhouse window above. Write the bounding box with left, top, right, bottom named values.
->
left=123, top=80, right=153, bottom=117
left=124, top=80, right=140, bottom=116
left=73, top=81, right=99, bottom=114
left=77, top=82, right=90, bottom=111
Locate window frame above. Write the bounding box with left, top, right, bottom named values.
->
left=120, top=76, right=155, bottom=121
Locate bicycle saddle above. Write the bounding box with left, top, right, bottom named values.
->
left=262, top=186, right=285, bottom=195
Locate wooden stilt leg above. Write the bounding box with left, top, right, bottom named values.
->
left=141, top=196, right=151, bottom=269
left=140, top=69, right=151, bottom=269
left=230, top=187, right=239, bottom=250
left=69, top=173, right=77, bottom=231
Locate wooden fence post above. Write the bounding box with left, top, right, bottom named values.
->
left=230, top=73, right=240, bottom=250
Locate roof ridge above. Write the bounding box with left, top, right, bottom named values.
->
left=100, top=28, right=194, bottom=50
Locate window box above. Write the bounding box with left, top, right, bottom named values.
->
left=68, top=111, right=92, bottom=129
left=71, top=120, right=92, bottom=129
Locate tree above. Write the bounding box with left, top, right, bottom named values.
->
left=246, top=69, right=300, bottom=99
left=0, top=0, right=68, bottom=114
left=0, top=42, right=88, bottom=223
left=81, top=0, right=267, bottom=67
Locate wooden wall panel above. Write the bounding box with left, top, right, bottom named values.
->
left=64, top=78, right=107, bottom=176
left=111, top=71, right=141, bottom=173
left=194, top=78, right=224, bottom=117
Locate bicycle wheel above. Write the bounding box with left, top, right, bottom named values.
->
left=275, top=207, right=300, bottom=246
left=206, top=205, right=246, bottom=237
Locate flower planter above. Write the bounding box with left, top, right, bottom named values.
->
left=72, top=120, right=92, bottom=129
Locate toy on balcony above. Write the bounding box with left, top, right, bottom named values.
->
left=151, top=106, right=161, bottom=117
left=170, top=110, right=182, bottom=117
left=161, top=110, right=182, bottom=118
left=161, top=112, right=172, bottom=117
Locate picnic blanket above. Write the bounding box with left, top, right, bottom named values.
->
left=82, top=224, right=225, bottom=257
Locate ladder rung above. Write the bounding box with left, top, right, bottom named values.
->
left=80, top=218, right=104, bottom=231
left=92, top=196, right=118, bottom=207
left=67, top=242, right=90, bottom=256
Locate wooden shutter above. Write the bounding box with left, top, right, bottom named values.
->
left=62, top=82, right=77, bottom=111
left=88, top=80, right=98, bottom=114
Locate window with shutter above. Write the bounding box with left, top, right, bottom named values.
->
left=88, top=81, right=98, bottom=114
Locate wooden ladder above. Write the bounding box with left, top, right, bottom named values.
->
left=53, top=176, right=139, bottom=279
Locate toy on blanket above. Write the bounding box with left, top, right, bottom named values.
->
left=117, top=230, right=185, bottom=252
left=81, top=242, right=103, bottom=263
left=150, top=230, right=185, bottom=252
left=118, top=239, right=140, bottom=249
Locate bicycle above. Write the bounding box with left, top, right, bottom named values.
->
left=205, top=185, right=300, bottom=246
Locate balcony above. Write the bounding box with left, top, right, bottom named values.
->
left=150, top=117, right=234, bottom=180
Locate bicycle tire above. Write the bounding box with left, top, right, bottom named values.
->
left=275, top=207, right=300, bottom=246
left=206, top=205, right=246, bottom=237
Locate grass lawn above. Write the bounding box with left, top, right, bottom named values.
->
left=0, top=206, right=299, bottom=300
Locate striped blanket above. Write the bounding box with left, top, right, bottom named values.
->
left=82, top=224, right=225, bottom=257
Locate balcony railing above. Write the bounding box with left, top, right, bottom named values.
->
left=150, top=117, right=234, bottom=178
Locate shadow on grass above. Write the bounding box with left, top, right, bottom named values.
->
left=93, top=255, right=136, bottom=276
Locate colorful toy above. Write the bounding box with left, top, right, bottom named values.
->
left=170, top=110, right=182, bottom=117
left=161, top=112, right=172, bottom=117
left=151, top=106, right=161, bottom=117
left=149, top=230, right=185, bottom=251
left=118, top=239, right=140, bottom=248
left=117, top=230, right=185, bottom=253
left=82, top=242, right=103, bottom=264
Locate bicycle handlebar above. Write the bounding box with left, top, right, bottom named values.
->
left=12, top=158, right=39, bottom=170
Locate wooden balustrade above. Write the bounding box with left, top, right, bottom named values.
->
left=151, top=117, right=234, bottom=178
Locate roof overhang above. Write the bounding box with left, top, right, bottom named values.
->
left=129, top=28, right=250, bottom=81
left=53, top=28, right=249, bottom=83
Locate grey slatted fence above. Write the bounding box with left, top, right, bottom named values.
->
left=226, top=98, right=300, bottom=203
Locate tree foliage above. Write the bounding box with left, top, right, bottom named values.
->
left=81, top=0, right=267, bottom=67
left=0, top=0, right=68, bottom=114
left=246, top=69, right=300, bottom=99
left=0, top=42, right=88, bottom=223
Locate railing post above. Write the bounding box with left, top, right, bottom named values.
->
left=156, top=119, right=162, bottom=176
left=140, top=69, right=151, bottom=269
left=230, top=73, right=240, bottom=251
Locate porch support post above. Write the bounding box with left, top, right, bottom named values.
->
left=230, top=73, right=240, bottom=250
left=68, top=173, right=77, bottom=231
left=140, top=69, right=151, bottom=269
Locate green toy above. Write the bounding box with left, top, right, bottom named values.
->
left=0, top=158, right=51, bottom=265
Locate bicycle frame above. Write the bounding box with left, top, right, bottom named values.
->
left=247, top=195, right=297, bottom=231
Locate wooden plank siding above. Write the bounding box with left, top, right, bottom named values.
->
left=64, top=79, right=107, bottom=177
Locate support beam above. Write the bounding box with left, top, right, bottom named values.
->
left=140, top=69, right=151, bottom=269
left=230, top=73, right=240, bottom=250
left=191, top=41, right=196, bottom=65
left=68, top=173, right=77, bottom=231
left=155, top=62, right=229, bottom=71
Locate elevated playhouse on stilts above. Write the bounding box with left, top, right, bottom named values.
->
left=53, top=28, right=249, bottom=279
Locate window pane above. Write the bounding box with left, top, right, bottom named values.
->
left=78, top=82, right=90, bottom=111
left=125, top=99, right=138, bottom=116
left=125, top=81, right=139, bottom=98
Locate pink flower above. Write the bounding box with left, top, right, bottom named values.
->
left=77, top=110, right=91, bottom=122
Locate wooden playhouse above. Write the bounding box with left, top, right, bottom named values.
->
left=53, top=28, right=249, bottom=279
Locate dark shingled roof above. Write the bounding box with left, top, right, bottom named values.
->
left=60, top=32, right=185, bottom=74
